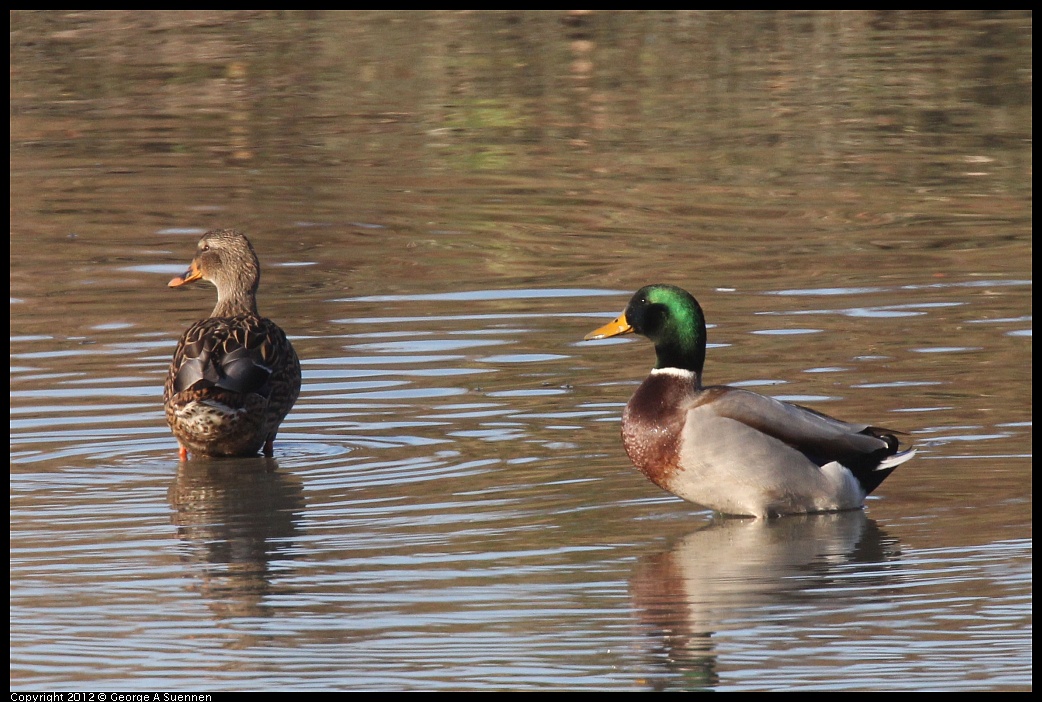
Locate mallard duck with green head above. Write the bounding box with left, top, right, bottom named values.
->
left=164, top=229, right=301, bottom=460
left=585, top=284, right=915, bottom=518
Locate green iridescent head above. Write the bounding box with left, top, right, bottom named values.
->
left=586, top=284, right=707, bottom=373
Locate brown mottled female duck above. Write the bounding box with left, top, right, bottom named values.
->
left=165, top=229, right=301, bottom=460
left=585, top=284, right=915, bottom=518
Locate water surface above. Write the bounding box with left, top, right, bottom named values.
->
left=10, top=10, right=1031, bottom=691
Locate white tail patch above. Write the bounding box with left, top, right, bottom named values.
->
left=878, top=448, right=917, bottom=471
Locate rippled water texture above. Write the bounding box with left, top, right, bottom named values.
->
left=10, top=11, right=1031, bottom=691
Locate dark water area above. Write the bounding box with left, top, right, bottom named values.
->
left=11, top=11, right=1031, bottom=691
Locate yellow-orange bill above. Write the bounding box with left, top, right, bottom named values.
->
left=584, top=314, right=633, bottom=341
left=168, top=262, right=202, bottom=288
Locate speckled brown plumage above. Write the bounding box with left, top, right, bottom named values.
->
left=164, top=229, right=301, bottom=459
